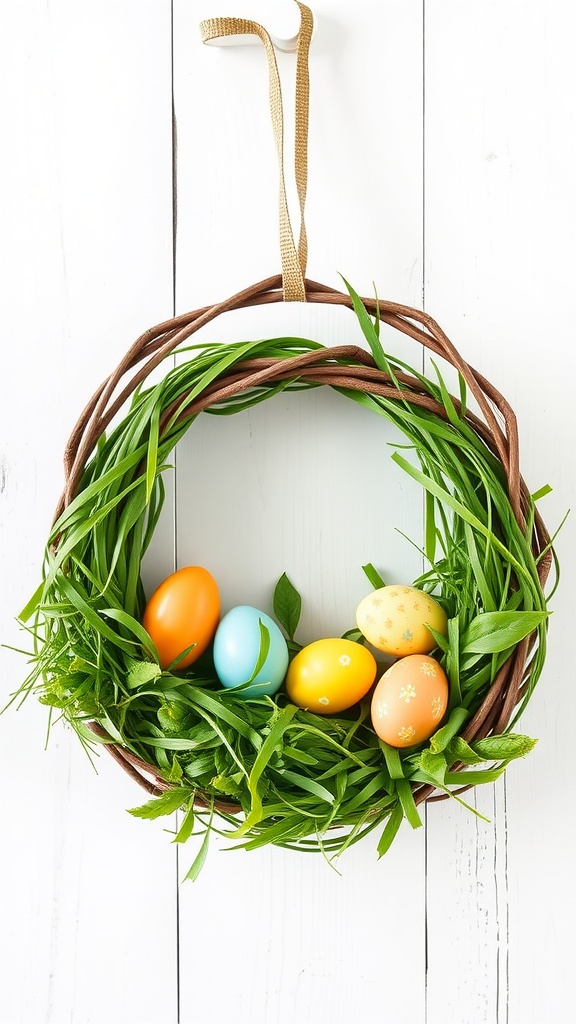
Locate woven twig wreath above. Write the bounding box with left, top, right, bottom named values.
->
left=16, top=274, right=553, bottom=864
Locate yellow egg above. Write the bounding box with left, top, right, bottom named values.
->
left=371, top=654, right=449, bottom=747
left=286, top=638, right=377, bottom=715
left=356, top=585, right=447, bottom=657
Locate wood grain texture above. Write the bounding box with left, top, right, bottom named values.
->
left=1, top=1, right=574, bottom=1022
left=0, top=3, right=178, bottom=1023
left=425, top=3, right=576, bottom=1022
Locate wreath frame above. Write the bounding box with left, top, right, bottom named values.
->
left=17, top=275, right=554, bottom=860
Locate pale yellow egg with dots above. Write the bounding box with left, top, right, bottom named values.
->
left=356, top=585, right=447, bottom=657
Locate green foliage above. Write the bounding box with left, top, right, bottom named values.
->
left=11, top=287, right=556, bottom=874
left=273, top=573, right=302, bottom=640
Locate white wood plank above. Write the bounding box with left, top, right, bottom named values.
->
left=174, top=2, right=426, bottom=1022
left=0, top=3, right=178, bottom=1022
left=425, top=2, right=576, bottom=1022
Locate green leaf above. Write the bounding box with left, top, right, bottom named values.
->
left=429, top=706, right=469, bottom=753
left=472, top=733, right=537, bottom=762
left=341, top=277, right=394, bottom=378
left=228, top=704, right=299, bottom=838
left=128, top=786, right=191, bottom=820
left=445, top=736, right=484, bottom=766
left=416, top=749, right=447, bottom=786
left=211, top=773, right=243, bottom=797
left=379, top=740, right=405, bottom=780
left=273, top=768, right=335, bottom=804
left=166, top=754, right=184, bottom=783
left=376, top=801, right=404, bottom=858
left=362, top=563, right=386, bottom=589
left=184, top=810, right=213, bottom=881
left=273, top=573, right=302, bottom=639
left=531, top=484, right=553, bottom=502
left=126, top=658, right=162, bottom=690
left=426, top=625, right=450, bottom=655
left=173, top=800, right=196, bottom=844
left=396, top=778, right=422, bottom=829
left=245, top=620, right=271, bottom=684
left=444, top=766, right=508, bottom=786
left=462, top=611, right=549, bottom=654
left=145, top=399, right=162, bottom=504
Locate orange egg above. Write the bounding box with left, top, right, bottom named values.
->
left=142, top=566, right=220, bottom=670
left=371, top=654, right=448, bottom=748
left=286, top=638, right=377, bottom=715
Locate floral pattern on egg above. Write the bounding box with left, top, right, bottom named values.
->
left=370, top=654, right=449, bottom=748
left=356, top=585, right=447, bottom=657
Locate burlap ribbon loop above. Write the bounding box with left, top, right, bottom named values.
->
left=200, top=3, right=314, bottom=302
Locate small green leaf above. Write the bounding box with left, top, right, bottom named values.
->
left=426, top=624, right=450, bottom=655
left=166, top=754, right=183, bottom=783
left=417, top=749, right=447, bottom=785
left=531, top=484, right=553, bottom=502
left=444, top=766, right=508, bottom=786
left=211, top=773, right=243, bottom=797
left=379, top=740, right=405, bottom=780
left=273, top=573, right=302, bottom=639
left=184, top=821, right=212, bottom=881
left=396, top=778, right=422, bottom=829
left=377, top=801, right=404, bottom=858
left=462, top=611, right=549, bottom=654
left=429, top=706, right=469, bottom=753
left=167, top=643, right=197, bottom=671
left=128, top=786, right=191, bottom=820
left=245, top=619, right=271, bottom=684
left=472, top=733, right=537, bottom=762
left=173, top=800, right=196, bottom=844
left=273, top=768, right=335, bottom=804
left=362, top=563, right=386, bottom=589
left=126, top=658, right=162, bottom=690
left=445, top=735, right=484, bottom=766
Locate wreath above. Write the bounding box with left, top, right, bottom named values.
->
left=9, top=4, right=556, bottom=875
left=13, top=275, right=554, bottom=875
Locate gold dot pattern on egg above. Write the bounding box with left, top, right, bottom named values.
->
left=356, top=585, right=448, bottom=657
left=420, top=660, right=437, bottom=677
left=431, top=696, right=445, bottom=720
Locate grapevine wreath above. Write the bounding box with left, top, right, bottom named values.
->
left=15, top=5, right=555, bottom=874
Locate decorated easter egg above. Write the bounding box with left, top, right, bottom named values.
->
left=286, top=638, right=377, bottom=715
left=356, top=585, right=447, bottom=657
left=213, top=605, right=289, bottom=698
left=143, top=565, right=220, bottom=670
left=371, top=654, right=449, bottom=747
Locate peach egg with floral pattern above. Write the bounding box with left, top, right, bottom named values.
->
left=371, top=654, right=449, bottom=748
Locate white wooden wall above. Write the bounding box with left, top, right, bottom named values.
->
left=1, top=2, right=575, bottom=1022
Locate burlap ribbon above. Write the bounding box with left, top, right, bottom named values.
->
left=200, top=3, right=313, bottom=301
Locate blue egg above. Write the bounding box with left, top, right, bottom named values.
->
left=213, top=605, right=289, bottom=698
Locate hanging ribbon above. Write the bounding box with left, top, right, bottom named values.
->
left=200, top=3, right=313, bottom=301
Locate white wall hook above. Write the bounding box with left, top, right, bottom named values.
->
left=202, top=6, right=316, bottom=53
